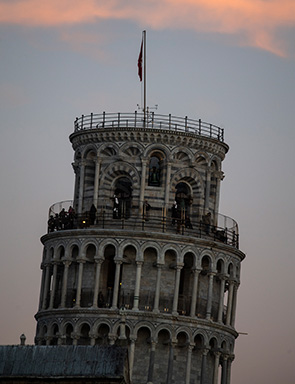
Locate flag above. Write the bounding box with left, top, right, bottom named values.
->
left=138, top=39, right=143, bottom=81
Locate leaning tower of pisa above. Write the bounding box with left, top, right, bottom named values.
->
left=35, top=111, right=245, bottom=384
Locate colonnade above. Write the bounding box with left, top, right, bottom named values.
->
left=39, top=249, right=239, bottom=329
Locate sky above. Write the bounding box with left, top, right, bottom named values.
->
left=0, top=1, right=294, bottom=383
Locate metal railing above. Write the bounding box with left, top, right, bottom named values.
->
left=48, top=201, right=239, bottom=249
left=73, top=112, right=224, bottom=142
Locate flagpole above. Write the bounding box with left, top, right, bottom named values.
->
left=143, top=30, right=146, bottom=128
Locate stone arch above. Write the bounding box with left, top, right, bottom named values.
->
left=97, top=142, right=119, bottom=157
left=55, top=244, right=65, bottom=260
left=162, top=243, right=182, bottom=264
left=94, top=322, right=111, bottom=346
left=118, top=240, right=140, bottom=260
left=49, top=322, right=59, bottom=345
left=141, top=242, right=161, bottom=261
left=120, top=142, right=144, bottom=158
left=82, top=145, right=97, bottom=160
left=195, top=151, right=210, bottom=167
left=81, top=241, right=98, bottom=260
left=143, top=143, right=171, bottom=161
left=64, top=322, right=74, bottom=345
left=180, top=247, right=198, bottom=268
left=98, top=238, right=118, bottom=259
left=175, top=326, right=192, bottom=342
left=68, top=241, right=80, bottom=260
left=172, top=146, right=194, bottom=164
left=101, top=161, right=140, bottom=192
left=209, top=155, right=221, bottom=171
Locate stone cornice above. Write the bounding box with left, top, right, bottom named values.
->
left=69, top=127, right=229, bottom=159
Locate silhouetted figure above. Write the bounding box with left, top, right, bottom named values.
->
left=98, top=291, right=105, bottom=308
left=48, top=215, right=55, bottom=232
left=171, top=201, right=178, bottom=225
left=89, top=204, right=97, bottom=225
left=202, top=212, right=211, bottom=234
left=113, top=194, right=119, bottom=219
left=144, top=200, right=151, bottom=220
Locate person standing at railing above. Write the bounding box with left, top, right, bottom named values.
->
left=144, top=200, right=151, bottom=221
left=202, top=212, right=211, bottom=234
left=89, top=204, right=97, bottom=225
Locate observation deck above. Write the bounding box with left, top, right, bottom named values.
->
left=73, top=112, right=224, bottom=142
left=48, top=200, right=239, bottom=249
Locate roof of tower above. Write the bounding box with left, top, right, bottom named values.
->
left=0, top=345, right=129, bottom=382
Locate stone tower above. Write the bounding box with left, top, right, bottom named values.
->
left=35, top=112, right=245, bottom=384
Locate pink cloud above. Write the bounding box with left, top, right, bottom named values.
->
left=0, top=0, right=294, bottom=56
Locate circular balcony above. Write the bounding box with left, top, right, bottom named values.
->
left=48, top=201, right=239, bottom=249
left=73, top=112, right=224, bottom=142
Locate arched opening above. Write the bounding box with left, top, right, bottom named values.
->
left=81, top=244, right=96, bottom=308
left=172, top=332, right=190, bottom=383
left=65, top=323, right=73, bottom=345
left=148, top=155, right=161, bottom=186
left=160, top=250, right=177, bottom=313
left=178, top=253, right=194, bottom=316
left=113, top=177, right=132, bottom=219
left=95, top=324, right=110, bottom=346
left=132, top=327, right=151, bottom=382
left=66, top=246, right=79, bottom=308
left=78, top=323, right=91, bottom=345
left=140, top=247, right=158, bottom=311
left=197, top=256, right=212, bottom=318
left=50, top=324, right=59, bottom=345
left=192, top=334, right=205, bottom=382
left=100, top=245, right=116, bottom=307
left=83, top=150, right=96, bottom=212
left=175, top=182, right=193, bottom=228
left=154, top=329, right=171, bottom=382
left=120, top=245, right=137, bottom=309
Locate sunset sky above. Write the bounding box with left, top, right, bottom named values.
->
left=0, top=1, right=294, bottom=383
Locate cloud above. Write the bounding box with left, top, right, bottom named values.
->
left=0, top=0, right=294, bottom=56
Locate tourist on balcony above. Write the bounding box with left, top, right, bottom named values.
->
left=89, top=204, right=97, bottom=225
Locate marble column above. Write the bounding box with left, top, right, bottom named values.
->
left=42, top=264, right=51, bottom=310
left=164, top=162, right=172, bottom=210
left=226, top=355, right=234, bottom=384
left=190, top=268, right=200, bottom=317
left=133, top=261, right=143, bottom=310
left=204, top=169, right=211, bottom=210
left=147, top=340, right=157, bottom=384
left=221, top=355, right=228, bottom=384
left=38, top=266, right=46, bottom=310
left=230, top=283, right=239, bottom=327
left=111, top=260, right=122, bottom=309
left=92, top=258, right=103, bottom=308
left=201, top=348, right=209, bottom=384
left=172, top=265, right=183, bottom=315
left=93, top=158, right=101, bottom=207
left=226, top=281, right=234, bottom=326
left=129, top=337, right=136, bottom=380
left=139, top=159, right=147, bottom=214
left=153, top=264, right=163, bottom=313
left=213, top=352, right=221, bottom=384
left=78, top=161, right=85, bottom=214
left=166, top=341, right=176, bottom=384
left=217, top=276, right=226, bottom=323
left=206, top=272, right=215, bottom=320
left=60, top=260, right=71, bottom=308
left=185, top=344, right=194, bottom=384
left=75, top=260, right=85, bottom=307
